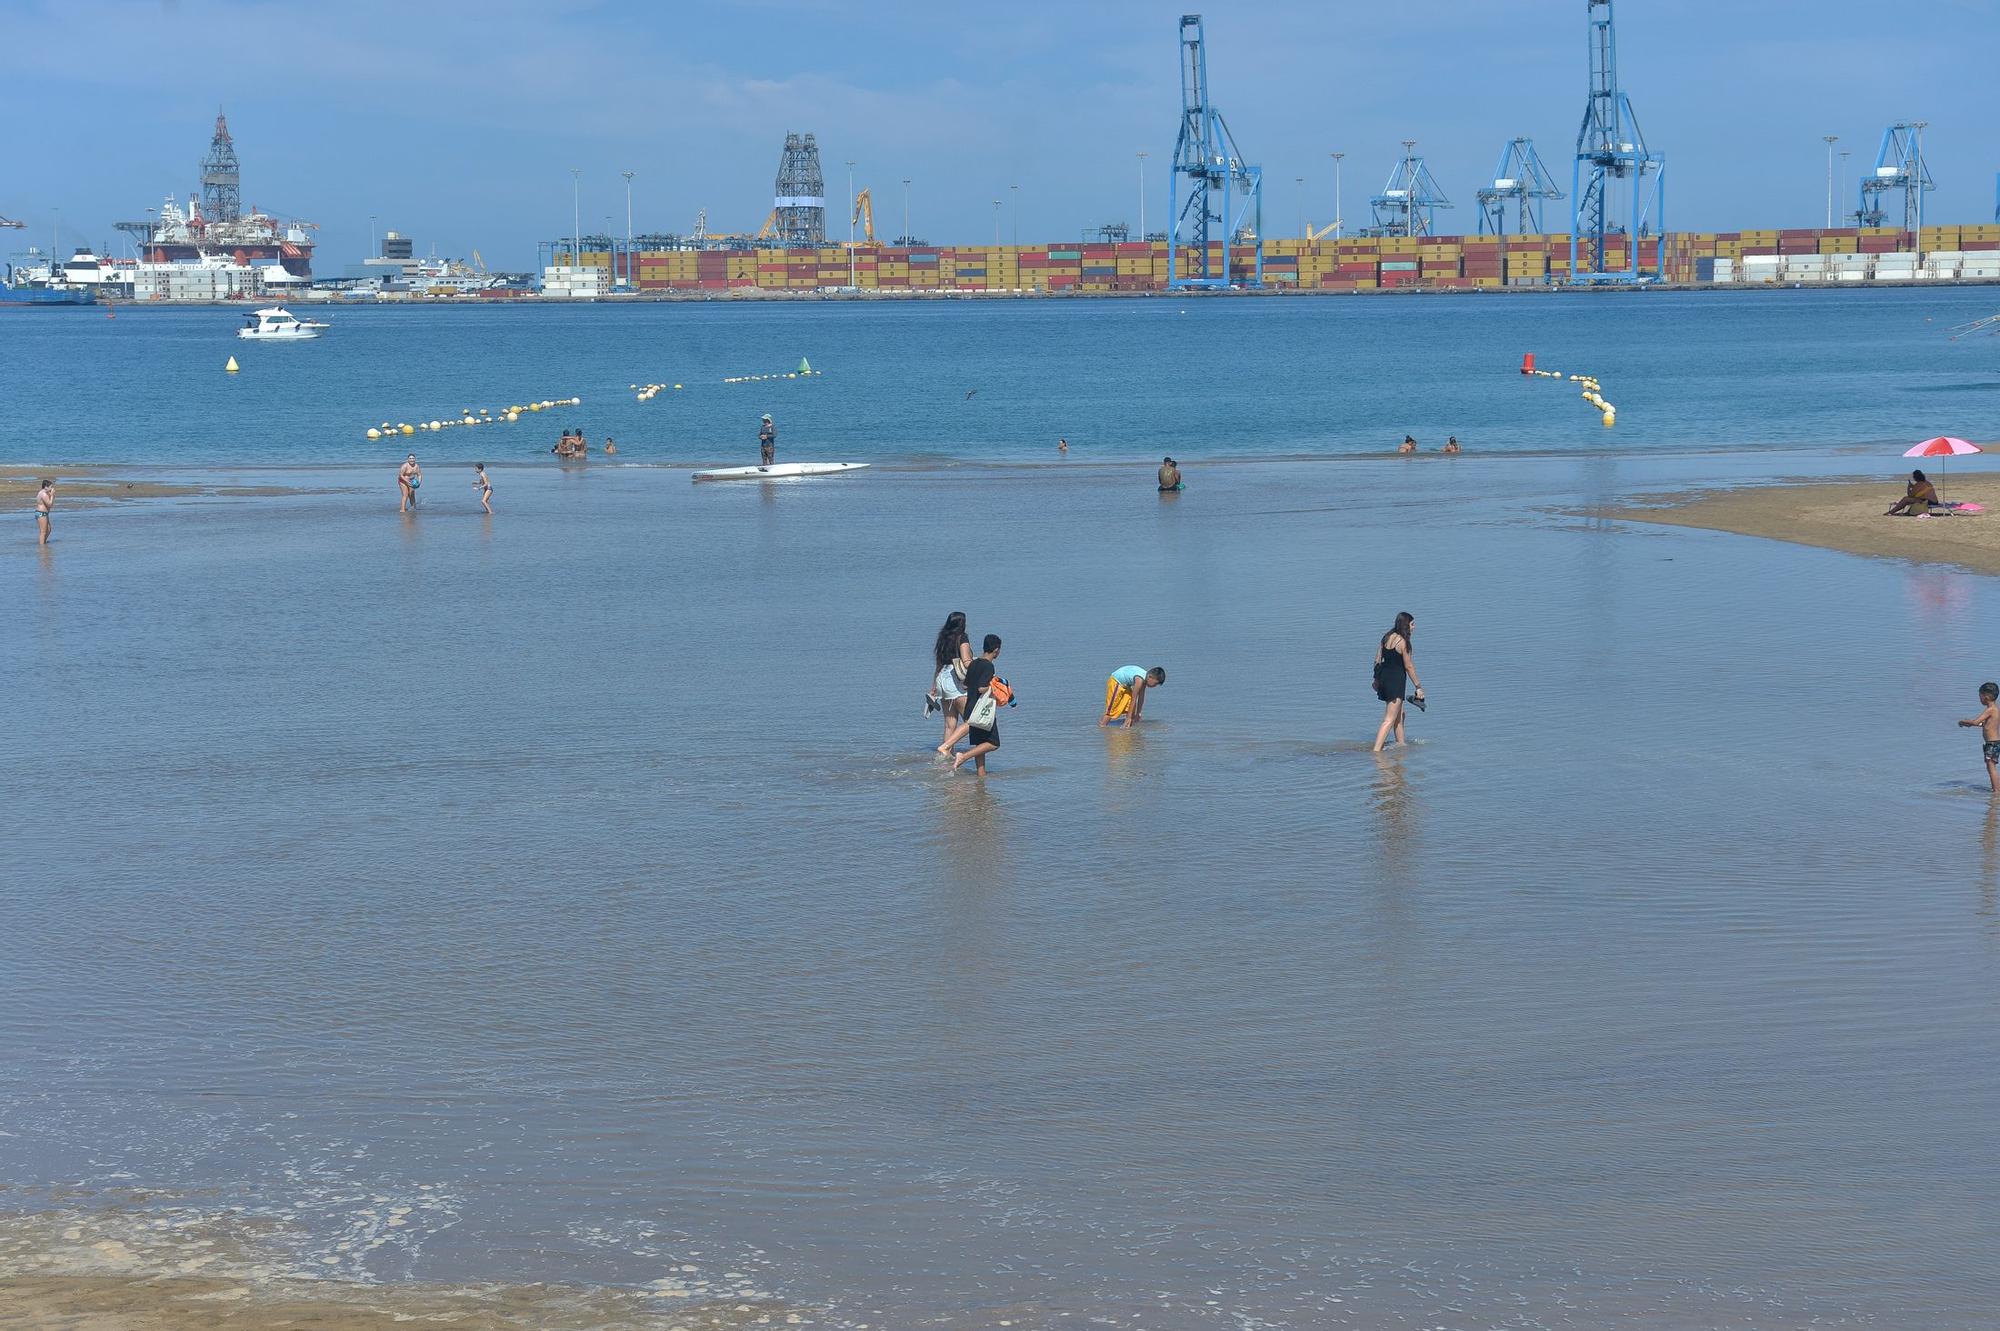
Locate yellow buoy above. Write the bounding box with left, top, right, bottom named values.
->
left=401, top=424, right=414, bottom=435
left=366, top=427, right=381, bottom=439
left=225, top=355, right=239, bottom=373
left=1601, top=411, right=1615, bottom=427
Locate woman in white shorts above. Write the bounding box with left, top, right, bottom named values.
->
left=925, top=611, right=973, bottom=742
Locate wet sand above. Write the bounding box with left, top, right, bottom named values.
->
left=1612, top=472, right=2000, bottom=575
left=0, top=1275, right=788, bottom=1330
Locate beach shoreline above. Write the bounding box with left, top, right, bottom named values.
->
left=1605, top=473, right=2000, bottom=575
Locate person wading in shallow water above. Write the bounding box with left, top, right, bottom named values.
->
left=1371, top=611, right=1424, bottom=752
left=34, top=478, right=55, bottom=546
left=759, top=414, right=776, bottom=469
left=398, top=455, right=422, bottom=512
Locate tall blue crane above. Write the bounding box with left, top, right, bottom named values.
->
left=1569, top=0, right=1663, bottom=283
left=1361, top=141, right=1452, bottom=238
left=1168, top=13, right=1262, bottom=289
left=1477, top=138, right=1565, bottom=236
left=1856, top=122, right=1933, bottom=232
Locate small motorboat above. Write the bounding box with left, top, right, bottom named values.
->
left=237, top=307, right=322, bottom=340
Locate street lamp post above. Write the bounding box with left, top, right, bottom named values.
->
left=368, top=214, right=377, bottom=258
left=1010, top=183, right=1019, bottom=247
left=1821, top=136, right=1837, bottom=228
left=1839, top=150, right=1851, bottom=226
left=1296, top=176, right=1305, bottom=239
left=621, top=170, right=635, bottom=285
left=1912, top=121, right=1928, bottom=234
left=1137, top=152, right=1149, bottom=239
left=1331, top=152, right=1345, bottom=240
left=902, top=178, right=911, bottom=244
left=846, top=159, right=856, bottom=288
left=569, top=169, right=580, bottom=273
left=993, top=199, right=1001, bottom=246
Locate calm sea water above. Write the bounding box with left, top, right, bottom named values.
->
left=3, top=286, right=1998, bottom=466
left=4, top=293, right=2000, bottom=1328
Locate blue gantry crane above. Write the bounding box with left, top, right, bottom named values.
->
left=1856, top=122, right=1934, bottom=232
left=1569, top=0, right=1664, bottom=283
left=1361, top=141, right=1452, bottom=238
left=1168, top=13, right=1263, bottom=289
left=1477, top=138, right=1565, bottom=236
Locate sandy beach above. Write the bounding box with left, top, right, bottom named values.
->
left=1611, top=472, right=2000, bottom=575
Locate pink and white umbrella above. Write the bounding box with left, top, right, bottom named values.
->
left=1903, top=435, right=1982, bottom=502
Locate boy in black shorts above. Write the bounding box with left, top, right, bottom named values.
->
left=952, top=635, right=1004, bottom=775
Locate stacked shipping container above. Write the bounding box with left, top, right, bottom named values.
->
left=542, top=223, right=2000, bottom=295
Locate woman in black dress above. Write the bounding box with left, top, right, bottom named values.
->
left=1371, top=611, right=1423, bottom=752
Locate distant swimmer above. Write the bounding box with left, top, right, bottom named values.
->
left=1101, top=665, right=1166, bottom=726
left=1959, top=681, right=2000, bottom=793
left=34, top=478, right=54, bottom=546
left=964, top=389, right=978, bottom=400
left=1157, top=457, right=1183, bottom=492
left=759, top=413, right=776, bottom=469
left=1397, top=435, right=1418, bottom=455
left=1371, top=611, right=1424, bottom=752
left=604, top=437, right=618, bottom=456
left=1058, top=437, right=1069, bottom=455
left=1443, top=436, right=1462, bottom=454
left=398, top=454, right=422, bottom=512
left=473, top=462, right=493, bottom=515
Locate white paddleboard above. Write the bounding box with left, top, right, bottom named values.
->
left=692, top=462, right=870, bottom=482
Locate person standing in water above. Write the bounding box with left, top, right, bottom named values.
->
left=1442, top=436, right=1462, bottom=454
left=1397, top=435, right=1418, bottom=455
left=1101, top=665, right=1166, bottom=725
left=1058, top=437, right=1069, bottom=456
left=34, top=478, right=55, bottom=546
left=952, top=635, right=1005, bottom=775
left=1959, top=682, right=2000, bottom=793
left=398, top=454, right=422, bottom=512
left=1371, top=611, right=1423, bottom=752
left=759, top=414, right=776, bottom=469
left=473, top=463, right=493, bottom=515
left=924, top=611, right=973, bottom=741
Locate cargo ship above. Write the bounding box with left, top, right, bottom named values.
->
left=2, top=250, right=97, bottom=307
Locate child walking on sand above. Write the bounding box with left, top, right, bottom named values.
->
left=1959, top=681, right=2000, bottom=792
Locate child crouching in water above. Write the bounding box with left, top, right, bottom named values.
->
left=1959, top=681, right=2000, bottom=792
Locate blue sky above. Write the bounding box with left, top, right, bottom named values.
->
left=5, top=0, right=1996, bottom=269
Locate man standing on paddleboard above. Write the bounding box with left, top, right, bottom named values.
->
left=759, top=414, right=775, bottom=469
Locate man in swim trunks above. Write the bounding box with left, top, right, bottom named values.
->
left=759, top=414, right=776, bottom=468
left=1101, top=665, right=1166, bottom=726
left=1959, top=681, right=2000, bottom=793
left=34, top=478, right=54, bottom=546
left=398, top=454, right=422, bottom=512
left=1158, top=457, right=1182, bottom=491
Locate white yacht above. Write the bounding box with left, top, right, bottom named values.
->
left=237, top=306, right=322, bottom=340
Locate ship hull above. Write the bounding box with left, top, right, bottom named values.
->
left=0, top=287, right=97, bottom=307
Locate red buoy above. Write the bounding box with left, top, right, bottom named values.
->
left=1520, top=352, right=1536, bottom=375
